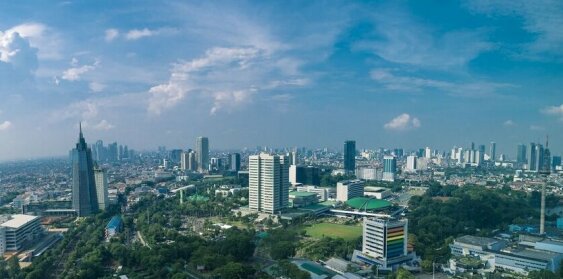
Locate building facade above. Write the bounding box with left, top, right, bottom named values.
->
left=230, top=153, right=241, bottom=172
left=248, top=153, right=290, bottom=214
left=382, top=156, right=397, bottom=182
left=94, top=167, right=109, bottom=210
left=0, top=214, right=43, bottom=252
left=344, top=140, right=356, bottom=174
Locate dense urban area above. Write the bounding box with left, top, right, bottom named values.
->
left=0, top=130, right=562, bottom=279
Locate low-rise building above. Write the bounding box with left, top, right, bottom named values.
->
left=105, top=216, right=123, bottom=240
left=289, top=191, right=319, bottom=208
left=0, top=214, right=43, bottom=252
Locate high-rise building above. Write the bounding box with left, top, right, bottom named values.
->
left=425, top=147, right=431, bottom=159
left=528, top=143, right=537, bottom=171
left=361, top=217, right=408, bottom=262
left=188, top=150, right=197, bottom=171
left=289, top=151, right=298, bottom=165
left=196, top=137, right=209, bottom=173
left=230, top=153, right=241, bottom=172
left=248, top=153, right=289, bottom=214
left=541, top=138, right=551, bottom=174
left=517, top=144, right=527, bottom=164
left=382, top=155, right=397, bottom=182
left=94, top=166, right=109, bottom=210
left=344, top=140, right=356, bottom=173
left=534, top=144, right=544, bottom=172
left=71, top=124, right=99, bottom=217
left=180, top=151, right=189, bottom=170
left=405, top=155, right=417, bottom=172
left=290, top=166, right=321, bottom=186
left=478, top=145, right=486, bottom=164
left=336, top=179, right=364, bottom=201
left=552, top=156, right=561, bottom=171
left=490, top=142, right=496, bottom=161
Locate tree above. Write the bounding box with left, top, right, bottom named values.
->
left=8, top=256, right=21, bottom=279
left=528, top=269, right=558, bottom=279
left=214, top=262, right=254, bottom=279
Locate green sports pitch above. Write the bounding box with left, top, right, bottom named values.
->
left=305, top=223, right=363, bottom=241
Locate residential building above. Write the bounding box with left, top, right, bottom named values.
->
left=248, top=153, right=289, bottom=214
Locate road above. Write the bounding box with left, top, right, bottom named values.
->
left=136, top=230, right=151, bottom=249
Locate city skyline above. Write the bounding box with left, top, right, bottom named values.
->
left=0, top=1, right=562, bottom=160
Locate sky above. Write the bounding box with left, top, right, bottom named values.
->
left=0, top=0, right=562, bottom=160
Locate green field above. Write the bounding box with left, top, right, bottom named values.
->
left=305, top=223, right=363, bottom=241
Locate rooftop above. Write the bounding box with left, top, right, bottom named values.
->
left=1, top=214, right=40, bottom=229
left=346, top=197, right=391, bottom=210
left=106, top=216, right=122, bottom=229
left=289, top=191, right=318, bottom=197
left=499, top=247, right=560, bottom=262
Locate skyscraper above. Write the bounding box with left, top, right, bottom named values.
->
left=248, top=153, right=289, bottom=214
left=382, top=155, right=397, bottom=182
left=196, top=137, right=209, bottom=173
left=180, top=151, right=189, bottom=170
left=534, top=144, right=544, bottom=172
left=344, top=140, right=356, bottom=174
left=230, top=153, right=241, bottom=172
left=517, top=144, right=527, bottom=164
left=405, top=155, right=417, bottom=172
left=528, top=143, right=537, bottom=171
left=94, top=166, right=109, bottom=210
left=489, top=142, right=496, bottom=161
left=71, top=124, right=99, bottom=217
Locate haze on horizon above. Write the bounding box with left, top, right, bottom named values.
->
left=0, top=1, right=562, bottom=161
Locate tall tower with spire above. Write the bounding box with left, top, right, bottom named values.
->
left=71, top=123, right=99, bottom=216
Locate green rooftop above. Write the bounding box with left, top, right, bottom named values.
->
left=289, top=191, right=317, bottom=197
left=346, top=197, right=391, bottom=210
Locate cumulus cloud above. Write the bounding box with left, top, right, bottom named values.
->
left=542, top=104, right=563, bottom=121
left=0, top=120, right=12, bottom=131
left=105, top=29, right=119, bottom=42
left=384, top=113, right=421, bottom=131
left=89, top=82, right=106, bottom=93
left=92, top=119, right=114, bottom=130
left=61, top=59, right=99, bottom=81
left=4, top=22, right=61, bottom=60
left=148, top=46, right=306, bottom=115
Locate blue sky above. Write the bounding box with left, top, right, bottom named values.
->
left=0, top=0, right=562, bottom=160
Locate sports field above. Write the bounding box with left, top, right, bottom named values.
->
left=305, top=223, right=362, bottom=241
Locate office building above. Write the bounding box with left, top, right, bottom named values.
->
left=94, top=166, right=109, bottom=210
left=478, top=145, right=486, bottom=165
left=352, top=217, right=413, bottom=269
left=180, top=151, right=189, bottom=170
left=490, top=142, right=496, bottom=161
left=296, top=185, right=329, bottom=201
left=517, top=144, right=527, bottom=164
left=425, top=147, right=431, bottom=159
left=71, top=124, right=99, bottom=217
left=405, top=155, right=417, bottom=172
left=0, top=227, right=4, bottom=256
left=344, top=140, right=356, bottom=174
left=356, top=168, right=380, bottom=180
left=382, top=156, right=397, bottom=182
left=336, top=180, right=364, bottom=202
left=169, top=149, right=183, bottom=163
left=528, top=143, right=537, bottom=171
left=0, top=214, right=43, bottom=252
left=230, top=153, right=241, bottom=172
left=188, top=150, right=197, bottom=171
left=196, top=137, right=209, bottom=173
left=248, top=153, right=289, bottom=214
left=290, top=165, right=321, bottom=186
left=553, top=156, right=562, bottom=171
left=289, top=151, right=298, bottom=165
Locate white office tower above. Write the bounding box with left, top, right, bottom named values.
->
left=248, top=153, right=289, bottom=214
left=425, top=147, right=431, bottom=159
left=405, top=155, right=417, bottom=172
left=289, top=151, right=298, bottom=165
left=180, top=151, right=189, bottom=170
left=336, top=179, right=364, bottom=201
left=382, top=155, right=397, bottom=182
left=289, top=165, right=298, bottom=185
left=0, top=227, right=5, bottom=257
left=362, top=217, right=408, bottom=261
left=94, top=167, right=109, bottom=210
left=356, top=168, right=379, bottom=180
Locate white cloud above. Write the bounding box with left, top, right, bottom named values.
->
left=89, top=82, right=106, bottom=93
left=148, top=46, right=305, bottom=115
left=370, top=68, right=514, bottom=96
left=5, top=22, right=62, bottom=60
left=0, top=120, right=12, bottom=131
left=92, top=119, right=114, bottom=130
left=124, top=28, right=176, bottom=40
left=384, top=113, right=421, bottom=131
left=61, top=59, right=99, bottom=81
left=503, top=120, right=516, bottom=127
left=105, top=29, right=119, bottom=42
left=541, top=104, right=563, bottom=121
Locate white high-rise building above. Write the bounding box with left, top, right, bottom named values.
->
left=405, top=155, right=417, bottom=172
left=289, top=165, right=298, bottom=185
left=180, top=151, right=189, bottom=170
left=94, top=167, right=109, bottom=210
left=425, top=147, right=432, bottom=159
left=336, top=179, right=364, bottom=201
left=249, top=153, right=289, bottom=214
left=361, top=217, right=408, bottom=264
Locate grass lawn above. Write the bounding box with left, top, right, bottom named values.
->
left=305, top=223, right=362, bottom=241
